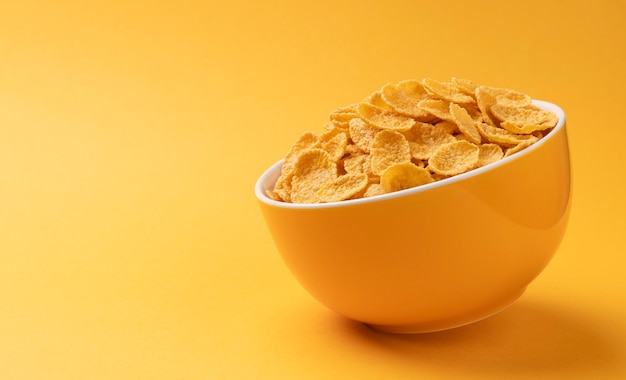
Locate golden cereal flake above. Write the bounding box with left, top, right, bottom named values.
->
left=449, top=102, right=482, bottom=144
left=290, top=149, right=338, bottom=203
left=358, top=101, right=416, bottom=132
left=476, top=122, right=539, bottom=146
left=381, top=162, right=434, bottom=192
left=422, top=77, right=475, bottom=104
left=381, top=80, right=433, bottom=120
left=406, top=122, right=457, bottom=160
left=369, top=130, right=412, bottom=176
left=451, top=77, right=478, bottom=96
left=348, top=117, right=379, bottom=153
left=475, top=143, right=504, bottom=168
left=491, top=103, right=558, bottom=134
left=321, top=131, right=348, bottom=162
left=428, top=141, right=479, bottom=176
left=317, top=172, right=369, bottom=203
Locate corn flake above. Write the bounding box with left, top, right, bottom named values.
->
left=348, top=117, right=379, bottom=153
left=317, top=172, right=369, bottom=202
left=418, top=98, right=454, bottom=121
left=436, top=120, right=460, bottom=134
left=381, top=162, right=434, bottom=192
left=290, top=149, right=338, bottom=203
left=321, top=131, right=348, bottom=162
left=272, top=171, right=294, bottom=202
left=329, top=104, right=359, bottom=127
left=491, top=104, right=558, bottom=134
left=282, top=132, right=320, bottom=175
left=451, top=77, right=478, bottom=96
left=363, top=183, right=386, bottom=198
left=481, top=86, right=532, bottom=107
left=423, top=78, right=475, bottom=104
left=428, top=141, right=479, bottom=176
left=343, top=152, right=368, bottom=173
left=476, top=122, right=538, bottom=146
left=405, top=123, right=456, bottom=160
left=380, top=80, right=433, bottom=121
left=365, top=91, right=395, bottom=110
left=504, top=139, right=536, bottom=158
left=449, top=103, right=482, bottom=144
left=370, top=130, right=411, bottom=175
left=475, top=86, right=498, bottom=126
left=475, top=143, right=504, bottom=168
left=358, top=101, right=416, bottom=132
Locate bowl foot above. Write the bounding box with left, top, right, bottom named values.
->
left=365, top=287, right=526, bottom=334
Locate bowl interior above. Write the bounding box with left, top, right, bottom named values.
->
left=255, top=100, right=566, bottom=208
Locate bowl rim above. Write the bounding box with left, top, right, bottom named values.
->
left=255, top=100, right=566, bottom=209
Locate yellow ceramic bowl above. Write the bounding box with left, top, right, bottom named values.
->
left=255, top=100, right=571, bottom=333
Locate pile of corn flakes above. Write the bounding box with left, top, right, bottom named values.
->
left=267, top=77, right=558, bottom=203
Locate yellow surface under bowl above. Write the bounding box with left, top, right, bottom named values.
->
left=256, top=100, right=571, bottom=333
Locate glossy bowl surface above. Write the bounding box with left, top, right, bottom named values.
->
left=255, top=100, right=571, bottom=333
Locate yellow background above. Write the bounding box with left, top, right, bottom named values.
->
left=1, top=0, right=625, bottom=378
